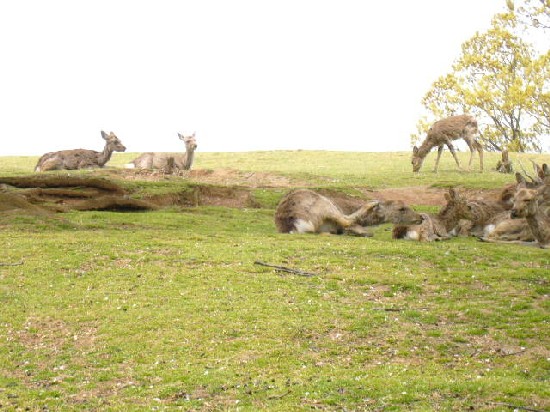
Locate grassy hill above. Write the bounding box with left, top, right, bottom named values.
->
left=0, top=151, right=549, bottom=411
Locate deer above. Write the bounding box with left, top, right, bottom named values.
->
left=274, top=189, right=422, bottom=236
left=412, top=114, right=483, bottom=173
left=478, top=164, right=550, bottom=245
left=456, top=198, right=509, bottom=238
left=509, top=173, right=550, bottom=248
left=392, top=188, right=470, bottom=241
left=128, top=133, right=197, bottom=172
left=35, top=131, right=126, bottom=172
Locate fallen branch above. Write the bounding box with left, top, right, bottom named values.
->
left=372, top=307, right=404, bottom=312
left=268, top=390, right=291, bottom=400
left=254, top=261, right=319, bottom=277
left=0, top=261, right=24, bottom=267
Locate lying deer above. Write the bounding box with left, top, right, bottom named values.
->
left=480, top=163, right=549, bottom=244
left=412, top=114, right=483, bottom=173
left=35, top=131, right=126, bottom=172
left=128, top=133, right=197, bottom=172
left=510, top=173, right=550, bottom=249
left=275, top=189, right=422, bottom=236
left=393, top=188, right=468, bottom=241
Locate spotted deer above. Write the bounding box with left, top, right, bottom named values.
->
left=274, top=189, right=422, bottom=236
left=412, top=114, right=483, bottom=173
left=129, top=133, right=197, bottom=172
left=35, top=131, right=126, bottom=172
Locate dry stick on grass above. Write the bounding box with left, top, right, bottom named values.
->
left=0, top=261, right=24, bottom=267
left=254, top=261, right=319, bottom=277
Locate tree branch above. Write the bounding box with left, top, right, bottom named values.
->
left=0, top=261, right=24, bottom=267
left=254, top=261, right=319, bottom=277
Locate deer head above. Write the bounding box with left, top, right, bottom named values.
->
left=178, top=132, right=197, bottom=152
left=511, top=173, right=541, bottom=218
left=411, top=146, right=424, bottom=172
left=101, top=131, right=126, bottom=153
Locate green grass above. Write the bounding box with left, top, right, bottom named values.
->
left=0, top=151, right=549, bottom=411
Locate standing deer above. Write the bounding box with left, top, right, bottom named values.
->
left=129, top=133, right=197, bottom=172
left=412, top=114, right=483, bottom=173
left=510, top=173, right=550, bottom=249
left=35, top=131, right=126, bottom=172
left=275, top=189, right=422, bottom=236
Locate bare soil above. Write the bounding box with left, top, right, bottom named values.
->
left=0, top=169, right=506, bottom=217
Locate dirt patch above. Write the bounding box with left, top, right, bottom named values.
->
left=0, top=176, right=156, bottom=213
left=145, top=185, right=259, bottom=209
left=108, top=168, right=305, bottom=188
left=368, top=186, right=506, bottom=207
left=0, top=172, right=509, bottom=216
left=0, top=192, right=53, bottom=215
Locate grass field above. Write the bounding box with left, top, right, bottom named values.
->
left=1, top=151, right=549, bottom=411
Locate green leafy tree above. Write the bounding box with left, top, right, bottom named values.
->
left=412, top=7, right=549, bottom=152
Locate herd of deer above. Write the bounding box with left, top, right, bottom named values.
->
left=30, top=115, right=549, bottom=248
left=276, top=166, right=550, bottom=249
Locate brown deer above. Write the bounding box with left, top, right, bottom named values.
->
left=458, top=198, right=509, bottom=238
left=412, top=114, right=483, bottom=173
left=510, top=173, right=550, bottom=248
left=480, top=164, right=550, bottom=244
left=393, top=188, right=468, bottom=241
left=35, top=131, right=126, bottom=172
left=129, top=133, right=197, bottom=172
left=274, top=189, right=422, bottom=236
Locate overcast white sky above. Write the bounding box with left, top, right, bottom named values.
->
left=0, top=1, right=506, bottom=156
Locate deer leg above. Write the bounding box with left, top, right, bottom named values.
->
left=433, top=145, right=444, bottom=172
left=344, top=224, right=373, bottom=237
left=464, top=140, right=483, bottom=172
left=476, top=141, right=484, bottom=172
left=446, top=141, right=463, bottom=170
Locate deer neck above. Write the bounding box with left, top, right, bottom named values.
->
left=416, top=137, right=438, bottom=159
left=525, top=203, right=550, bottom=243
left=182, top=148, right=195, bottom=170
left=97, top=143, right=115, bottom=166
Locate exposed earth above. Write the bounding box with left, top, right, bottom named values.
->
left=0, top=169, right=506, bottom=216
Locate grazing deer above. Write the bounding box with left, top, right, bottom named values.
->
left=129, top=133, right=197, bottom=172
left=393, top=188, right=468, bottom=241
left=412, top=114, right=483, bottom=173
left=510, top=173, right=550, bottom=249
left=274, top=189, right=422, bottom=236
left=35, top=131, right=126, bottom=172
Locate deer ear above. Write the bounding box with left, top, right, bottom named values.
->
left=448, top=188, right=457, bottom=199
left=178, top=133, right=184, bottom=140
left=101, top=131, right=108, bottom=140
left=515, top=172, right=526, bottom=186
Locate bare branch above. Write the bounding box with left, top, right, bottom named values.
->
left=0, top=261, right=24, bottom=267
left=254, top=261, right=319, bottom=277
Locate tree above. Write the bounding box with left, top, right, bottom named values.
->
left=507, top=0, right=550, bottom=32
left=412, top=7, right=549, bottom=152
